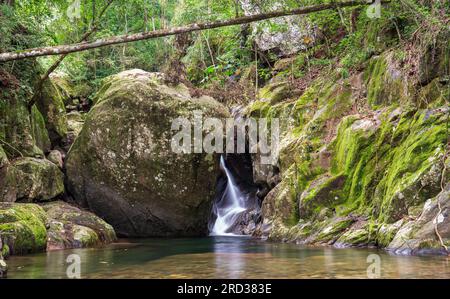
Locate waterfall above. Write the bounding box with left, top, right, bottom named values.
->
left=210, top=155, right=247, bottom=236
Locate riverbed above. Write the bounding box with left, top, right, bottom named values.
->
left=6, top=236, right=450, bottom=279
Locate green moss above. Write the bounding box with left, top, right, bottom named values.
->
left=336, top=227, right=371, bottom=247
left=0, top=203, right=47, bottom=255
left=37, top=80, right=68, bottom=142
left=50, top=74, right=75, bottom=104
left=30, top=104, right=51, bottom=153
left=365, top=53, right=409, bottom=109
left=13, top=157, right=64, bottom=202
left=0, top=91, right=43, bottom=158
left=315, top=217, right=354, bottom=243
left=299, top=173, right=347, bottom=219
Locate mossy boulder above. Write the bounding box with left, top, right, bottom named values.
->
left=36, top=79, right=68, bottom=144
left=365, top=52, right=411, bottom=108
left=0, top=91, right=43, bottom=158
left=13, top=157, right=64, bottom=202
left=66, top=69, right=229, bottom=237
left=49, top=73, right=75, bottom=104
left=42, top=201, right=116, bottom=251
left=0, top=203, right=47, bottom=255
left=30, top=104, right=51, bottom=153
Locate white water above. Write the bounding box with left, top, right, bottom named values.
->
left=210, top=156, right=247, bottom=236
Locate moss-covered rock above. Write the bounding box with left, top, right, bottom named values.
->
left=0, top=203, right=47, bottom=255
left=387, top=184, right=450, bottom=255
left=30, top=104, right=51, bottom=153
left=365, top=52, right=411, bottom=108
left=66, top=69, right=229, bottom=237
left=13, top=157, right=64, bottom=202
left=42, top=201, right=116, bottom=251
left=299, top=173, right=346, bottom=219
left=0, top=91, right=43, bottom=158
left=314, top=217, right=355, bottom=244
left=417, top=30, right=450, bottom=86
left=49, top=73, right=75, bottom=104
left=36, top=79, right=68, bottom=144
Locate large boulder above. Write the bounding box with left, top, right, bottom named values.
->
left=42, top=201, right=116, bottom=251
left=66, top=70, right=229, bottom=237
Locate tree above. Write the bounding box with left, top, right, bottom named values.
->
left=0, top=1, right=390, bottom=63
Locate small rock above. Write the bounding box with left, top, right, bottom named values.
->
left=47, top=150, right=64, bottom=169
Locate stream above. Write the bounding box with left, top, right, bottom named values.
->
left=6, top=237, right=450, bottom=278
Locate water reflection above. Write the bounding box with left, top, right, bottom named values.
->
left=6, top=237, right=450, bottom=279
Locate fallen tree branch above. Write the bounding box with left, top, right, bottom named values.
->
left=28, top=0, right=114, bottom=110
left=0, top=0, right=390, bottom=63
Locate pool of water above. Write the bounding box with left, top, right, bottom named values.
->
left=6, top=236, right=450, bottom=279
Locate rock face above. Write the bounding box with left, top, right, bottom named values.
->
left=246, top=46, right=450, bottom=254
left=66, top=70, right=229, bottom=237
left=42, top=201, right=116, bottom=251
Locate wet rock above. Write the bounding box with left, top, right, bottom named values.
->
left=66, top=70, right=229, bottom=237
left=42, top=201, right=116, bottom=251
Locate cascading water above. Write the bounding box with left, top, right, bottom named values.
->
left=210, top=156, right=248, bottom=236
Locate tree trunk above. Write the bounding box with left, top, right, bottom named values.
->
left=0, top=1, right=390, bottom=63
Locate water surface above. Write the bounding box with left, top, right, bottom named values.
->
left=6, top=237, right=450, bottom=279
